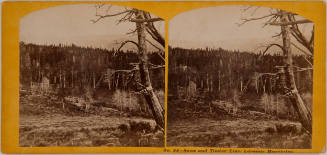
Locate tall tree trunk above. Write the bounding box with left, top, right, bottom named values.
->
left=38, top=68, right=41, bottom=82
left=71, top=67, right=74, bottom=88
left=59, top=68, right=62, bottom=88
left=218, top=71, right=221, bottom=92
left=263, top=79, right=266, bottom=93
left=240, top=76, right=243, bottom=92
left=276, top=93, right=279, bottom=118
left=63, top=71, right=66, bottom=88
left=255, top=75, right=259, bottom=94
left=135, top=10, right=165, bottom=129
left=201, top=79, right=204, bottom=89
left=296, top=67, right=300, bottom=88
left=280, top=10, right=312, bottom=132
left=206, top=73, right=209, bottom=92
left=129, top=91, right=132, bottom=106
left=268, top=94, right=271, bottom=114
left=107, top=69, right=112, bottom=90
left=210, top=75, right=213, bottom=93
left=93, top=72, right=96, bottom=88
left=186, top=75, right=189, bottom=98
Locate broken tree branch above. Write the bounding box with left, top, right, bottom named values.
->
left=91, top=10, right=131, bottom=23
left=309, top=26, right=314, bottom=46
left=238, top=13, right=277, bottom=26
left=241, top=6, right=254, bottom=12
left=130, top=18, right=163, bottom=23
left=155, top=52, right=165, bottom=62
left=272, top=32, right=282, bottom=38
left=262, top=43, right=284, bottom=56
left=145, top=39, right=164, bottom=52
left=301, top=55, right=313, bottom=67
left=114, top=40, right=139, bottom=56
left=293, top=66, right=313, bottom=72
left=268, top=19, right=312, bottom=26
left=143, top=12, right=165, bottom=47
left=291, top=42, right=312, bottom=56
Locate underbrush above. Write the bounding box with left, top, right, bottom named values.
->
left=95, top=89, right=165, bottom=118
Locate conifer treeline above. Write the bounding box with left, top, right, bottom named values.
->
left=20, top=42, right=164, bottom=90
left=168, top=47, right=313, bottom=99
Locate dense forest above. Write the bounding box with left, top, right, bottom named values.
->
left=20, top=42, right=165, bottom=91
left=168, top=47, right=312, bottom=100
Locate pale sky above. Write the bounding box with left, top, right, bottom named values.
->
left=169, top=5, right=313, bottom=53
left=20, top=4, right=165, bottom=50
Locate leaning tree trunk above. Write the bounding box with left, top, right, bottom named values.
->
left=280, top=10, right=312, bottom=133
left=135, top=10, right=165, bottom=129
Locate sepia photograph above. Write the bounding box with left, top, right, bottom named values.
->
left=19, top=4, right=165, bottom=147
left=167, top=5, right=313, bottom=148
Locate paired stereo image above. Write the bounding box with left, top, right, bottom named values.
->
left=19, top=4, right=313, bottom=149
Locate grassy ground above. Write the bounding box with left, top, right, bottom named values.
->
left=167, top=99, right=311, bottom=148
left=19, top=92, right=164, bottom=147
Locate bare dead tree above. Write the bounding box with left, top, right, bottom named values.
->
left=91, top=5, right=165, bottom=129
left=288, top=15, right=314, bottom=54
left=280, top=10, right=312, bottom=133
left=240, top=7, right=313, bottom=133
